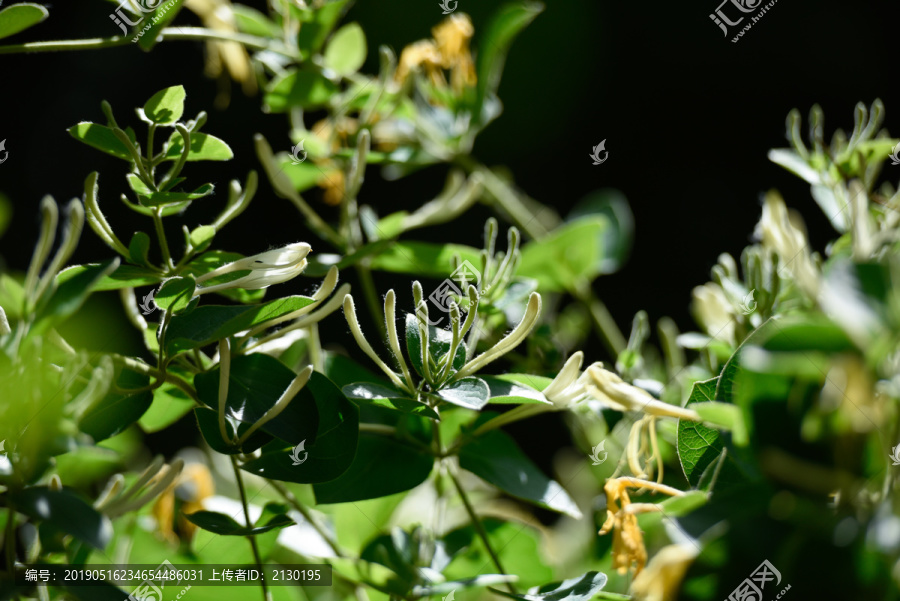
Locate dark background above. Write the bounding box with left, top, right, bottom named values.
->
left=3, top=0, right=899, bottom=345
left=0, top=0, right=898, bottom=480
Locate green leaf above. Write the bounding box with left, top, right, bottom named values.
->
left=568, top=189, right=633, bottom=274
left=370, top=241, right=482, bottom=277
left=313, top=433, right=434, bottom=503
left=165, top=295, right=316, bottom=354
left=11, top=488, right=113, bottom=550
left=139, top=183, right=216, bottom=206
left=688, top=377, right=718, bottom=404
left=142, top=85, right=186, bottom=125
left=518, top=216, right=606, bottom=292
left=193, top=406, right=272, bottom=455
left=676, top=416, right=724, bottom=488
left=68, top=123, right=131, bottom=160
left=232, top=4, right=281, bottom=37
left=481, top=375, right=550, bottom=404
left=164, top=132, right=233, bottom=161
left=128, top=232, right=152, bottom=267
left=239, top=372, right=360, bottom=483
left=0, top=3, right=49, bottom=40
left=139, top=382, right=195, bottom=433
left=189, top=225, right=216, bottom=251
left=692, top=402, right=749, bottom=446
left=264, top=68, right=339, bottom=112
left=343, top=382, right=439, bottom=419
left=32, top=259, right=120, bottom=336
left=323, top=22, right=367, bottom=75
left=56, top=263, right=162, bottom=291
left=137, top=0, right=185, bottom=51
left=79, top=368, right=153, bottom=442
left=296, top=0, right=350, bottom=57
left=184, top=510, right=294, bottom=536
left=437, top=377, right=490, bottom=410
left=155, top=275, right=196, bottom=313
left=459, top=430, right=582, bottom=518
left=490, top=571, right=609, bottom=601
left=474, top=1, right=544, bottom=122
left=195, top=353, right=317, bottom=446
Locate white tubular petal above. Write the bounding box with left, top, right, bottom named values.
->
left=343, top=295, right=408, bottom=390
left=196, top=242, right=311, bottom=291
left=385, top=290, right=416, bottom=393
left=542, top=351, right=585, bottom=404
left=455, top=292, right=542, bottom=379
left=586, top=365, right=701, bottom=421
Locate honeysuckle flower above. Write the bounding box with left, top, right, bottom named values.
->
left=394, top=40, right=444, bottom=87
left=599, top=477, right=685, bottom=577
left=96, top=456, right=185, bottom=519
left=691, top=282, right=736, bottom=346
left=432, top=14, right=476, bottom=91
left=184, top=0, right=256, bottom=99
left=585, top=365, right=701, bottom=421
left=152, top=461, right=215, bottom=544
left=542, top=351, right=597, bottom=409
left=316, top=166, right=346, bottom=206
left=195, top=242, right=310, bottom=294
left=630, top=542, right=698, bottom=601
left=754, top=191, right=820, bottom=297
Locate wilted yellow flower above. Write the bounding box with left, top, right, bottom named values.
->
left=394, top=14, right=477, bottom=93
left=599, top=477, right=686, bottom=577
left=630, top=543, right=697, bottom=601
left=152, top=462, right=215, bottom=544
left=185, top=0, right=257, bottom=101
left=432, top=13, right=476, bottom=91
left=394, top=40, right=445, bottom=87
left=599, top=478, right=648, bottom=575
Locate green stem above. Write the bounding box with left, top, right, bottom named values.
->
left=447, top=470, right=517, bottom=594
left=152, top=208, right=174, bottom=271
left=456, top=156, right=549, bottom=240
left=572, top=281, right=626, bottom=357
left=110, top=356, right=198, bottom=402
left=0, top=28, right=296, bottom=57
left=268, top=480, right=344, bottom=558
left=231, top=456, right=268, bottom=601
left=356, top=264, right=386, bottom=340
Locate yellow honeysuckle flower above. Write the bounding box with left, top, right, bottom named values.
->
left=599, top=477, right=685, bottom=577
left=431, top=13, right=476, bottom=91
left=152, top=462, right=215, bottom=544
left=184, top=0, right=257, bottom=100
left=394, top=40, right=445, bottom=87
left=630, top=542, right=697, bottom=601
left=316, top=166, right=346, bottom=206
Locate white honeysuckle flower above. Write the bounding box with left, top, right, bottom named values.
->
left=542, top=351, right=604, bottom=409
left=754, top=191, right=819, bottom=296
left=196, top=242, right=311, bottom=295
left=0, top=305, right=10, bottom=336
left=691, top=283, right=736, bottom=346
left=585, top=365, right=700, bottom=421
